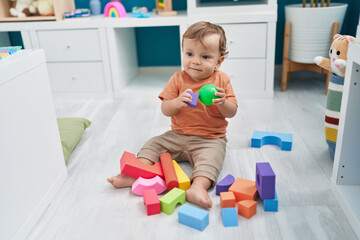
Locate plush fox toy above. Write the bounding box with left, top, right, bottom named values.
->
left=314, top=34, right=356, bottom=159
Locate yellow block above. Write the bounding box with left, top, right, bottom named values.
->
left=173, top=160, right=190, bottom=191
left=325, top=127, right=338, bottom=142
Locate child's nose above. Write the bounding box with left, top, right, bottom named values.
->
left=192, top=57, right=201, bottom=64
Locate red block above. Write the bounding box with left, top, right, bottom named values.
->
left=120, top=151, right=164, bottom=179
left=143, top=189, right=160, bottom=216
left=160, top=153, right=179, bottom=190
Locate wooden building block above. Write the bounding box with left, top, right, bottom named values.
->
left=160, top=153, right=179, bottom=190
left=131, top=176, right=167, bottom=196
left=216, top=174, right=235, bottom=196
left=238, top=200, right=257, bottom=219
left=229, top=178, right=258, bottom=202
left=173, top=160, right=190, bottom=191
left=160, top=188, right=185, bottom=215
left=264, top=190, right=278, bottom=212
left=251, top=130, right=293, bottom=151
left=220, top=191, right=236, bottom=208
left=120, top=151, right=164, bottom=179
left=143, top=189, right=161, bottom=216
left=256, top=162, right=276, bottom=200
left=221, top=208, right=238, bottom=227
left=178, top=204, right=209, bottom=231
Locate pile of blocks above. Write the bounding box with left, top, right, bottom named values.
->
left=119, top=151, right=278, bottom=231
left=120, top=151, right=209, bottom=231
left=216, top=162, right=278, bottom=227
left=0, top=46, right=22, bottom=60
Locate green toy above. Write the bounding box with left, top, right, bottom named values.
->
left=159, top=188, right=186, bottom=215
left=199, top=84, right=219, bottom=106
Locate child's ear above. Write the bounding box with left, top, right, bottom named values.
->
left=216, top=56, right=225, bottom=69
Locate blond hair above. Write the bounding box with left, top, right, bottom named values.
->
left=182, top=21, right=228, bottom=57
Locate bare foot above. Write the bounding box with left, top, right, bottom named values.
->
left=185, top=176, right=213, bottom=209
left=107, top=157, right=154, bottom=188
left=107, top=173, right=136, bottom=188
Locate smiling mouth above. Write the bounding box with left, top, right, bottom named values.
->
left=190, top=68, right=201, bottom=72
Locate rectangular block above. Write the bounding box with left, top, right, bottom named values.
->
left=221, top=208, right=238, bottom=227
left=256, top=162, right=276, bottom=200
left=220, top=191, right=236, bottom=208
left=264, top=190, right=278, bottom=212
left=178, top=204, right=209, bottom=231
left=143, top=189, right=161, bottom=216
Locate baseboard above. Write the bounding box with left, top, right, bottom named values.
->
left=14, top=167, right=68, bottom=240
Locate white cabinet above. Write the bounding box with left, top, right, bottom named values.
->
left=0, top=50, right=67, bottom=240
left=331, top=41, right=360, bottom=238
left=219, top=23, right=268, bottom=96
left=25, top=27, right=113, bottom=98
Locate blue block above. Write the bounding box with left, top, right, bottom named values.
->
left=256, top=162, right=276, bottom=200
left=221, top=208, right=238, bottom=227
left=251, top=130, right=293, bottom=151
left=263, top=190, right=278, bottom=212
left=178, top=204, right=209, bottom=231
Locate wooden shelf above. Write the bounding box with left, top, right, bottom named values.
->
left=0, top=0, right=75, bottom=22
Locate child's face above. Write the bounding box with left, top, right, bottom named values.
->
left=182, top=34, right=224, bottom=82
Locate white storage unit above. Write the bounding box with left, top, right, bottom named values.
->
left=0, top=1, right=277, bottom=98
left=0, top=50, right=68, bottom=240
left=22, top=27, right=113, bottom=98
left=331, top=40, right=360, bottom=239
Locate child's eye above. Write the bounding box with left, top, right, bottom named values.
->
left=186, top=52, right=193, bottom=56
left=203, top=55, right=209, bottom=59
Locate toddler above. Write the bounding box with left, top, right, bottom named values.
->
left=108, top=21, right=238, bottom=209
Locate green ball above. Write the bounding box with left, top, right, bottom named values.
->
left=199, top=84, right=219, bottom=106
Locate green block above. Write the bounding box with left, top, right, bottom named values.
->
left=160, top=188, right=186, bottom=215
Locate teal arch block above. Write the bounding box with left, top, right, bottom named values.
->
left=251, top=131, right=293, bottom=151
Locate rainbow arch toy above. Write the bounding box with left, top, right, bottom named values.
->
left=104, top=2, right=127, bottom=18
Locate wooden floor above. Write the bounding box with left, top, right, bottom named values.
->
left=27, top=68, right=359, bottom=240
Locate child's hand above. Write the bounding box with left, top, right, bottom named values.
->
left=213, top=87, right=226, bottom=106
left=176, top=89, right=193, bottom=109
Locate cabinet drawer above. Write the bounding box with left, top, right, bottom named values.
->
left=220, top=59, right=266, bottom=93
left=37, top=29, right=102, bottom=62
left=47, top=62, right=106, bottom=92
left=221, top=23, right=267, bottom=59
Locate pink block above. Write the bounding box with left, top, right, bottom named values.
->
left=143, top=189, right=160, bottom=216
left=131, top=176, right=167, bottom=196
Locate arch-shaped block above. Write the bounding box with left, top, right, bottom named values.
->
left=131, top=176, right=167, bottom=196
left=120, top=151, right=164, bottom=179
left=251, top=131, right=293, bottom=151
left=216, top=174, right=235, bottom=196
left=160, top=188, right=185, bottom=215
left=104, top=2, right=127, bottom=18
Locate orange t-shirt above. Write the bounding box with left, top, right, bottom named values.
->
left=159, top=70, right=238, bottom=138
